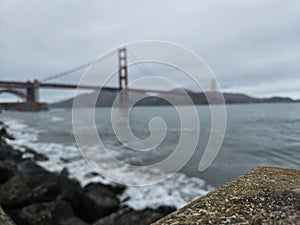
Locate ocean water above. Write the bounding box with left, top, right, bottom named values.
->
left=1, top=103, right=300, bottom=209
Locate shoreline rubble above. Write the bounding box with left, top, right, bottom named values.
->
left=0, top=123, right=175, bottom=225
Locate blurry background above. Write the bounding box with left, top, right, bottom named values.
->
left=1, top=0, right=299, bottom=102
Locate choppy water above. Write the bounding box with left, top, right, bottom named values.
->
left=1, top=103, right=299, bottom=209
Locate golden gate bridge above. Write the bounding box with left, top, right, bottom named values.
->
left=0, top=47, right=213, bottom=111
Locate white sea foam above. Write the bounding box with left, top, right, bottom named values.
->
left=3, top=117, right=212, bottom=210
left=49, top=108, right=67, bottom=112
left=4, top=119, right=39, bottom=145
left=51, top=116, right=65, bottom=122
left=120, top=173, right=213, bottom=210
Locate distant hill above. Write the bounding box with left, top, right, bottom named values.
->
left=50, top=88, right=298, bottom=108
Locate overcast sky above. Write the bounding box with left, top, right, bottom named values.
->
left=0, top=0, right=299, bottom=102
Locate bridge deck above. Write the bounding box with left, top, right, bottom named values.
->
left=0, top=81, right=194, bottom=95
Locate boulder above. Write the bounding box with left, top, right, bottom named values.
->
left=12, top=200, right=73, bottom=225
left=0, top=125, right=21, bottom=164
left=30, top=174, right=63, bottom=202
left=17, top=161, right=61, bottom=203
left=55, top=169, right=82, bottom=209
left=0, top=161, right=81, bottom=210
left=0, top=173, right=32, bottom=207
left=93, top=206, right=175, bottom=225
left=0, top=141, right=22, bottom=163
left=23, top=147, right=49, bottom=162
left=0, top=125, right=15, bottom=141
left=59, top=217, right=89, bottom=225
left=28, top=168, right=82, bottom=207
left=0, top=163, right=16, bottom=185
left=17, top=159, right=49, bottom=176
left=78, top=183, right=120, bottom=222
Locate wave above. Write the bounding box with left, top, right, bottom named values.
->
left=4, top=118, right=212, bottom=210
left=51, top=116, right=65, bottom=122
left=49, top=108, right=67, bottom=112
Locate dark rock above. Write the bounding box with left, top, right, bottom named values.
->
left=51, top=200, right=74, bottom=223
left=93, top=206, right=175, bottom=225
left=30, top=175, right=62, bottom=203
left=93, top=208, right=130, bottom=225
left=26, top=170, right=57, bottom=189
left=17, top=159, right=49, bottom=176
left=23, top=147, right=49, bottom=161
left=28, top=168, right=82, bottom=207
left=86, top=182, right=126, bottom=195
left=0, top=163, right=15, bottom=184
left=18, top=163, right=62, bottom=204
left=0, top=143, right=12, bottom=160
left=0, top=159, right=82, bottom=210
left=33, top=153, right=49, bottom=161
left=0, top=162, right=50, bottom=208
left=59, top=217, right=90, bottom=225
left=78, top=183, right=120, bottom=223
left=60, top=156, right=83, bottom=163
left=84, top=171, right=99, bottom=178
left=109, top=183, right=127, bottom=195
left=55, top=169, right=82, bottom=210
left=0, top=173, right=32, bottom=207
left=0, top=141, right=22, bottom=163
left=0, top=126, right=15, bottom=141
left=0, top=122, right=178, bottom=225
left=12, top=200, right=73, bottom=225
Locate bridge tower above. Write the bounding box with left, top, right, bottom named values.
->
left=210, top=79, right=217, bottom=93
left=118, top=48, right=128, bottom=90
left=26, top=80, right=40, bottom=102
left=118, top=48, right=129, bottom=107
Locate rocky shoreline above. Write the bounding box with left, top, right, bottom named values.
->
left=0, top=123, right=175, bottom=225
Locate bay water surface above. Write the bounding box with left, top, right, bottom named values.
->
left=1, top=103, right=299, bottom=209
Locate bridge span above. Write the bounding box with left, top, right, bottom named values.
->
left=0, top=80, right=123, bottom=111
left=0, top=48, right=130, bottom=111
left=0, top=47, right=211, bottom=111
left=0, top=79, right=191, bottom=111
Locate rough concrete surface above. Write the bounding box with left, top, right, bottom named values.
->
left=0, top=206, right=15, bottom=225
left=153, top=166, right=300, bottom=225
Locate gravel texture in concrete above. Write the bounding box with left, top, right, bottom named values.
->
left=0, top=206, right=15, bottom=225
left=153, top=166, right=300, bottom=225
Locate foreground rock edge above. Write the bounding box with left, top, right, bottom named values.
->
left=0, top=205, right=15, bottom=225
left=153, top=166, right=300, bottom=225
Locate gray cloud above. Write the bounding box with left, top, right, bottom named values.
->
left=0, top=0, right=299, bottom=102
